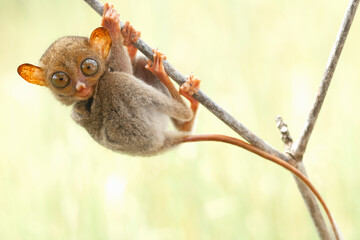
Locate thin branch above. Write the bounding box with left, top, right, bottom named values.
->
left=293, top=163, right=336, bottom=240
left=292, top=0, right=359, bottom=159
left=83, top=0, right=289, bottom=162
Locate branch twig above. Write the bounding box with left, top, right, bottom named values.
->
left=276, top=116, right=293, bottom=150
left=292, top=0, right=359, bottom=160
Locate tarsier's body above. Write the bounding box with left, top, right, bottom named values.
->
left=19, top=4, right=200, bottom=156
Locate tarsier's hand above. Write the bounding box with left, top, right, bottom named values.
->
left=101, top=3, right=121, bottom=40
left=121, top=21, right=141, bottom=46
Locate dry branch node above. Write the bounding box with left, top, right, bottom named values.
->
left=275, top=116, right=293, bottom=147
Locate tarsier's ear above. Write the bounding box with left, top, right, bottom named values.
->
left=17, top=63, right=46, bottom=86
left=90, top=27, right=112, bottom=59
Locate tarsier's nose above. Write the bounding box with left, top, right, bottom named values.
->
left=76, top=81, right=87, bottom=92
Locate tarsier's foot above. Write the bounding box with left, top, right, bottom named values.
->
left=145, top=49, right=168, bottom=79
left=180, top=74, right=201, bottom=100
left=180, top=74, right=200, bottom=112
left=101, top=3, right=121, bottom=39
left=122, top=21, right=141, bottom=46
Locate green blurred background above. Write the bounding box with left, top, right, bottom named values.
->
left=1, top=0, right=359, bottom=239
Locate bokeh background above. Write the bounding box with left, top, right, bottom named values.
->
left=1, top=0, right=359, bottom=239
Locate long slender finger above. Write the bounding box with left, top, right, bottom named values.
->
left=105, top=8, right=111, bottom=18
left=103, top=2, right=109, bottom=16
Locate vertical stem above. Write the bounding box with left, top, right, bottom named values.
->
left=292, top=0, right=359, bottom=159
left=293, top=163, right=334, bottom=240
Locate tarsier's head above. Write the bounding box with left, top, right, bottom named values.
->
left=18, top=27, right=112, bottom=105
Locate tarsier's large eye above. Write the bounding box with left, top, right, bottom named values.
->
left=81, top=58, right=99, bottom=76
left=51, top=72, right=70, bottom=88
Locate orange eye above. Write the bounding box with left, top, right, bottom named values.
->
left=81, top=58, right=99, bottom=76
left=51, top=72, right=70, bottom=88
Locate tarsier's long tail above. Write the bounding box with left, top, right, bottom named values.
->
left=181, top=134, right=340, bottom=240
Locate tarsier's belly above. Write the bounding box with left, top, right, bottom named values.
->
left=96, top=107, right=170, bottom=156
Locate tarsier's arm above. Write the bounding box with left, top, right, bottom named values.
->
left=101, top=3, right=132, bottom=74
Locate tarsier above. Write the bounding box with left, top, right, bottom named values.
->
left=18, top=3, right=200, bottom=156
left=17, top=3, right=338, bottom=236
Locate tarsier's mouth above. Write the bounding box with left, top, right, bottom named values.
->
left=76, top=86, right=93, bottom=99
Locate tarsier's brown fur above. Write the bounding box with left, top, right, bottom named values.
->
left=18, top=3, right=199, bottom=156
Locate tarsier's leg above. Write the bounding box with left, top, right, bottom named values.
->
left=132, top=55, right=171, bottom=95
left=121, top=21, right=141, bottom=63
left=118, top=20, right=170, bottom=95
left=145, top=50, right=186, bottom=104
left=145, top=49, right=200, bottom=132
left=101, top=3, right=132, bottom=74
